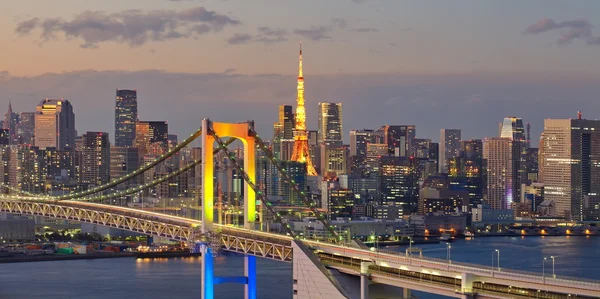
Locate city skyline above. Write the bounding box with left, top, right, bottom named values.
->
left=2, top=1, right=600, bottom=144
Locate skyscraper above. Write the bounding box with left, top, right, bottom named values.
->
left=542, top=118, right=600, bottom=220
left=290, top=42, right=317, bottom=176
left=318, top=102, right=343, bottom=146
left=484, top=138, right=515, bottom=210
left=18, top=112, right=35, bottom=145
left=34, top=99, right=76, bottom=150
left=349, top=129, right=384, bottom=158
left=272, top=105, right=294, bottom=161
left=115, top=89, right=138, bottom=147
left=80, top=132, right=110, bottom=187
left=381, top=125, right=416, bottom=157
left=439, top=129, right=461, bottom=173
left=110, top=146, right=140, bottom=188
left=499, top=117, right=527, bottom=201
left=3, top=101, right=20, bottom=145
left=278, top=105, right=294, bottom=140
left=135, top=121, right=168, bottom=157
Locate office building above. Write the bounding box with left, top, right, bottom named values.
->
left=484, top=138, right=515, bottom=210
left=381, top=125, right=416, bottom=157
left=318, top=102, right=343, bottom=146
left=500, top=117, right=527, bottom=197
left=439, top=129, right=461, bottom=173
left=34, top=99, right=76, bottom=150
left=80, top=132, right=110, bottom=187
left=525, top=148, right=539, bottom=183
left=379, top=156, right=419, bottom=213
left=110, top=146, right=140, bottom=188
left=542, top=117, right=600, bottom=220
left=42, top=148, right=75, bottom=179
left=135, top=121, right=168, bottom=157
left=3, top=101, right=20, bottom=144
left=115, top=89, right=138, bottom=147
left=18, top=112, right=35, bottom=145
left=349, top=129, right=384, bottom=158
left=320, top=144, right=348, bottom=178
left=9, top=145, right=45, bottom=194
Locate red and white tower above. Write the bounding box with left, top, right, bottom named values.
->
left=291, top=42, right=318, bottom=176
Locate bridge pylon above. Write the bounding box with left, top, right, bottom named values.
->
left=202, top=119, right=257, bottom=233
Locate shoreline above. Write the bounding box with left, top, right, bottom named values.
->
left=0, top=252, right=135, bottom=264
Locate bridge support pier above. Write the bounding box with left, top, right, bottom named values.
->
left=402, top=287, right=411, bottom=299
left=460, top=273, right=475, bottom=299
left=360, top=261, right=372, bottom=299
left=200, top=243, right=258, bottom=299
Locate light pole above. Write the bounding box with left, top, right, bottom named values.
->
left=493, top=249, right=500, bottom=270
left=543, top=257, right=547, bottom=282
left=408, top=236, right=413, bottom=256
left=447, top=243, right=452, bottom=264
left=550, top=256, right=555, bottom=278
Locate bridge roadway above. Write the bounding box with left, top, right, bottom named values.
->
left=2, top=198, right=599, bottom=298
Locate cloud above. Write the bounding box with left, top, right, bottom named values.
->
left=331, top=18, right=348, bottom=29
left=15, top=6, right=240, bottom=48
left=524, top=18, right=600, bottom=46
left=227, top=33, right=253, bottom=45
left=294, top=26, right=332, bottom=41
left=227, top=26, right=288, bottom=45
left=352, top=28, right=379, bottom=33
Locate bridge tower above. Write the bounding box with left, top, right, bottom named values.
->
left=200, top=119, right=258, bottom=299
left=202, top=119, right=257, bottom=232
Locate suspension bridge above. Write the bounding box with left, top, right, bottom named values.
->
left=1, top=119, right=599, bottom=299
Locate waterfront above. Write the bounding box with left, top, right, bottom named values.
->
left=0, top=236, right=598, bottom=299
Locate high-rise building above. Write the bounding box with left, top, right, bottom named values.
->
left=381, top=125, right=416, bottom=157
left=278, top=105, right=294, bottom=140
left=538, top=133, right=545, bottom=183
left=439, top=129, right=461, bottom=174
left=115, top=89, right=138, bottom=147
left=320, top=144, right=348, bottom=178
left=318, top=102, right=343, bottom=146
left=9, top=145, right=45, bottom=194
left=542, top=118, right=600, bottom=220
left=42, top=148, right=75, bottom=179
left=0, top=130, right=9, bottom=146
left=379, top=156, right=419, bottom=213
left=18, top=112, right=35, bottom=145
left=110, top=146, right=140, bottom=188
left=349, top=129, right=384, bottom=158
left=135, top=121, right=168, bottom=157
left=272, top=105, right=295, bottom=161
left=290, top=42, right=317, bottom=176
left=3, top=101, right=20, bottom=145
left=484, top=138, right=516, bottom=210
left=525, top=148, right=539, bottom=183
left=80, top=132, right=110, bottom=187
left=34, top=99, right=76, bottom=150
left=500, top=117, right=527, bottom=197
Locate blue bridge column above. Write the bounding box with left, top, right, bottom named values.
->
left=200, top=244, right=257, bottom=299
left=245, top=255, right=257, bottom=299
left=201, top=244, right=214, bottom=299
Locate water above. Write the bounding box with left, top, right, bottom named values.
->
left=0, top=237, right=598, bottom=299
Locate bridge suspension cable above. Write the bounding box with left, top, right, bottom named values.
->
left=248, top=127, right=341, bottom=242
left=0, top=183, right=38, bottom=197
left=209, top=129, right=298, bottom=239
left=73, top=138, right=236, bottom=202
left=56, top=127, right=204, bottom=200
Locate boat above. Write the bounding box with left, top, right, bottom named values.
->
left=440, top=233, right=454, bottom=242
left=464, top=231, right=475, bottom=238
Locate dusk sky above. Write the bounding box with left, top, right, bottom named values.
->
left=2, top=0, right=600, bottom=145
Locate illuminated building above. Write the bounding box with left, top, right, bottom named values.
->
left=349, top=129, right=384, bottom=158
left=272, top=105, right=295, bottom=160
left=265, top=160, right=307, bottom=206
left=3, top=101, right=20, bottom=145
left=115, top=89, right=138, bottom=147
left=321, top=180, right=354, bottom=219
left=9, top=145, right=45, bottom=194
left=381, top=125, right=416, bottom=157
left=500, top=116, right=527, bottom=198
left=542, top=117, right=600, bottom=221
left=80, top=132, right=110, bottom=187
left=290, top=43, right=318, bottom=176
left=379, top=156, right=419, bottom=213
left=320, top=144, right=348, bottom=178
left=110, top=146, right=140, bottom=188
left=525, top=147, right=539, bottom=183
left=418, top=187, right=470, bottom=215
left=447, top=139, right=484, bottom=208
left=484, top=138, right=514, bottom=209
left=439, top=129, right=461, bottom=173
left=18, top=112, right=35, bottom=145
left=0, top=129, right=9, bottom=146
left=42, top=148, right=75, bottom=179
left=318, top=102, right=343, bottom=146
left=538, top=132, right=545, bottom=183
left=135, top=121, right=168, bottom=157
left=34, top=99, right=76, bottom=150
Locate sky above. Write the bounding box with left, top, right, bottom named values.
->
left=1, top=0, right=600, bottom=145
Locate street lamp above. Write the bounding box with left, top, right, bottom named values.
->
left=550, top=256, right=555, bottom=278
left=408, top=236, right=413, bottom=256
left=543, top=257, right=547, bottom=282
left=447, top=243, right=452, bottom=264
left=493, top=249, right=500, bottom=270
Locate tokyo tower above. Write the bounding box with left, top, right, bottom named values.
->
left=290, top=42, right=318, bottom=176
